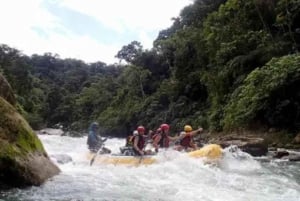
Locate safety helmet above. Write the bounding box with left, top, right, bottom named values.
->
left=91, top=122, right=99, bottom=129
left=133, top=130, right=138, bottom=135
left=160, top=123, right=170, bottom=131
left=184, top=125, right=192, bottom=132
left=156, top=127, right=162, bottom=133
left=137, top=126, right=145, bottom=133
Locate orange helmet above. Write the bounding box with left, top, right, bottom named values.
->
left=160, top=123, right=170, bottom=131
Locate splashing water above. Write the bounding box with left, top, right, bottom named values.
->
left=1, top=131, right=300, bottom=201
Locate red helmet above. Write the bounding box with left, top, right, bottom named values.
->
left=137, top=126, right=145, bottom=133
left=160, top=123, right=169, bottom=131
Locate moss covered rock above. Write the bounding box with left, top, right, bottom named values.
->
left=0, top=97, right=60, bottom=188
left=0, top=74, right=15, bottom=106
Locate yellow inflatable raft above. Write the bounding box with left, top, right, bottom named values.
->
left=88, top=154, right=157, bottom=166
left=188, top=144, right=222, bottom=160
left=87, top=144, right=222, bottom=166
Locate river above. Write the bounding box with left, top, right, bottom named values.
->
left=0, top=130, right=300, bottom=201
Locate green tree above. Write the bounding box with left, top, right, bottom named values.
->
left=115, top=41, right=143, bottom=63
left=223, top=54, right=300, bottom=131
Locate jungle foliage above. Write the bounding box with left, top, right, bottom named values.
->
left=1, top=0, right=300, bottom=137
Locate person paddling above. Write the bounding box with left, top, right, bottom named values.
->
left=132, top=126, right=147, bottom=156
left=87, top=122, right=111, bottom=154
left=132, top=126, right=153, bottom=156
left=120, top=130, right=138, bottom=155
left=152, top=123, right=178, bottom=153
left=174, top=125, right=203, bottom=152
left=126, top=130, right=138, bottom=147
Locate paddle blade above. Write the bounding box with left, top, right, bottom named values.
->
left=90, top=147, right=102, bottom=166
left=138, top=157, right=142, bottom=163
left=90, top=156, right=96, bottom=166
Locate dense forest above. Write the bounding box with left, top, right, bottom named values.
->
left=1, top=0, right=300, bottom=138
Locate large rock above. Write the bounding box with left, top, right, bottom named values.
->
left=0, top=97, right=60, bottom=188
left=209, top=135, right=268, bottom=156
left=273, top=150, right=289, bottom=158
left=288, top=154, right=300, bottom=162
left=0, top=74, right=16, bottom=105
left=294, top=133, right=300, bottom=144
left=50, top=154, right=73, bottom=164
left=272, top=149, right=300, bottom=162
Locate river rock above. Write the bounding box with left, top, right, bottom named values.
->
left=294, top=133, right=300, bottom=144
left=0, top=74, right=16, bottom=105
left=288, top=154, right=300, bottom=162
left=62, top=130, right=83, bottom=137
left=209, top=135, right=268, bottom=156
left=271, top=149, right=300, bottom=162
left=268, top=147, right=277, bottom=152
left=37, top=128, right=64, bottom=136
left=0, top=97, right=60, bottom=188
left=273, top=150, right=289, bottom=158
left=50, top=154, right=73, bottom=164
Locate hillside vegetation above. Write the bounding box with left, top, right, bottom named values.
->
left=1, top=0, right=300, bottom=138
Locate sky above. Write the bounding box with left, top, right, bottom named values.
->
left=0, top=0, right=192, bottom=64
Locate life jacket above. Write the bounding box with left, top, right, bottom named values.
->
left=125, top=135, right=134, bottom=147
left=153, top=132, right=169, bottom=148
left=87, top=130, right=99, bottom=148
left=132, top=135, right=145, bottom=151
left=151, top=132, right=158, bottom=141
left=180, top=132, right=193, bottom=148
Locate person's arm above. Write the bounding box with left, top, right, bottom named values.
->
left=189, top=127, right=203, bottom=137
left=168, top=133, right=181, bottom=141
left=168, top=136, right=177, bottom=141
left=94, top=132, right=100, bottom=141
left=100, top=137, right=107, bottom=143
left=152, top=135, right=161, bottom=152
left=169, top=132, right=185, bottom=146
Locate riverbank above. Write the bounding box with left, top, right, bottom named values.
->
left=207, top=129, right=300, bottom=149
left=196, top=128, right=300, bottom=161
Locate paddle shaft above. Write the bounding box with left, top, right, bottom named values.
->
left=90, top=146, right=102, bottom=166
left=138, top=141, right=148, bottom=164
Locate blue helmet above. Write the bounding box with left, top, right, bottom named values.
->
left=90, top=122, right=99, bottom=129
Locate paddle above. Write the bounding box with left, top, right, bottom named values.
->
left=90, top=144, right=103, bottom=166
left=138, top=141, right=148, bottom=164
left=138, top=154, right=144, bottom=164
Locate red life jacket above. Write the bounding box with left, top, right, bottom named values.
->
left=151, top=133, right=158, bottom=141
left=180, top=133, right=193, bottom=148
left=153, top=133, right=169, bottom=148
left=133, top=135, right=145, bottom=150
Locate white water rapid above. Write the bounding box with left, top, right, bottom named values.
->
left=1, top=130, right=300, bottom=201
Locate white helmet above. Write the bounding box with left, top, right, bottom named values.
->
left=133, top=130, right=138, bottom=135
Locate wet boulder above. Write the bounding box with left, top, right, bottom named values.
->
left=273, top=150, right=289, bottom=158
left=294, top=133, right=300, bottom=144
left=0, top=97, right=60, bottom=188
left=50, top=154, right=73, bottom=164
left=272, top=149, right=300, bottom=162
left=288, top=154, right=300, bottom=162
left=210, top=135, right=268, bottom=156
